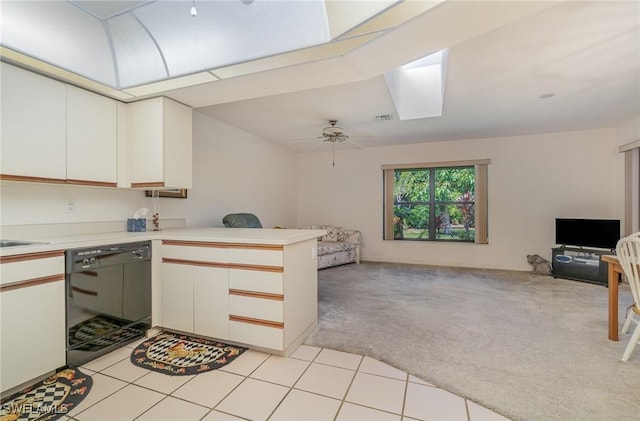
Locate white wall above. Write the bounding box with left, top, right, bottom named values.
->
left=297, top=128, right=620, bottom=271
left=160, top=111, right=298, bottom=228
left=0, top=182, right=150, bottom=226
left=0, top=112, right=297, bottom=232
left=616, top=116, right=640, bottom=146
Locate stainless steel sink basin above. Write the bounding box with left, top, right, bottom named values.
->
left=0, top=240, right=46, bottom=247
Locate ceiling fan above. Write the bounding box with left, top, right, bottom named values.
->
left=290, top=119, right=360, bottom=144
left=292, top=119, right=358, bottom=167
left=320, top=120, right=349, bottom=143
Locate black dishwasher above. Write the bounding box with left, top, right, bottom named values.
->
left=65, top=241, right=151, bottom=367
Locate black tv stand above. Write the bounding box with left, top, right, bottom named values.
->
left=551, top=246, right=609, bottom=285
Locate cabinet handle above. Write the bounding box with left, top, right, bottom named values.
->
left=70, top=286, right=98, bottom=296
left=0, top=274, right=63, bottom=292
left=229, top=315, right=283, bottom=329
left=229, top=289, right=283, bottom=301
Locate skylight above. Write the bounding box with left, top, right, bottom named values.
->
left=384, top=49, right=448, bottom=120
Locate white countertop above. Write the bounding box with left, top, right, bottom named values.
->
left=0, top=227, right=325, bottom=257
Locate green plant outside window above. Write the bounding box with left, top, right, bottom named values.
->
left=393, top=167, right=475, bottom=241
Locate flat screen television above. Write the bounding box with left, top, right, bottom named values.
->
left=555, top=218, right=620, bottom=250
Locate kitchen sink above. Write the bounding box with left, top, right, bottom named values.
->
left=0, top=240, right=46, bottom=247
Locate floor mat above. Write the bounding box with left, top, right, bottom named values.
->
left=0, top=368, right=92, bottom=421
left=130, top=332, right=247, bottom=376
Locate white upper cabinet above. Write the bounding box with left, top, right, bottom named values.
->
left=130, top=97, right=193, bottom=189
left=66, top=85, right=118, bottom=186
left=1, top=64, right=191, bottom=190
left=0, top=62, right=67, bottom=181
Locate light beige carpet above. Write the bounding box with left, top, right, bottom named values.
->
left=304, top=262, right=639, bottom=421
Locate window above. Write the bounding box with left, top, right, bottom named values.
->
left=383, top=160, right=489, bottom=243
left=621, top=142, right=640, bottom=235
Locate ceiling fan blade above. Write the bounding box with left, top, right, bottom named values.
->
left=288, top=136, right=325, bottom=142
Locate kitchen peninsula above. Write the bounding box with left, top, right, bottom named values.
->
left=0, top=226, right=323, bottom=393
left=157, top=227, right=324, bottom=357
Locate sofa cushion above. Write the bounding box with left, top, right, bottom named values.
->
left=315, top=225, right=338, bottom=241
left=317, top=241, right=356, bottom=256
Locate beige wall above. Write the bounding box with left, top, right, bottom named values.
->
left=0, top=115, right=624, bottom=272
left=0, top=112, right=298, bottom=231
left=160, top=111, right=298, bottom=228
left=0, top=181, right=150, bottom=226
left=297, top=128, right=620, bottom=271
left=616, top=116, right=640, bottom=147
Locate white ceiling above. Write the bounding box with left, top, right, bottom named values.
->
left=191, top=1, right=640, bottom=151
left=2, top=1, right=638, bottom=152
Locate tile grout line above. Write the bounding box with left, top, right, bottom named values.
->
left=263, top=353, right=318, bottom=421
left=400, top=371, right=409, bottom=420
left=264, top=346, right=326, bottom=420
left=203, top=351, right=275, bottom=419
left=332, top=351, right=365, bottom=420
left=49, top=344, right=504, bottom=421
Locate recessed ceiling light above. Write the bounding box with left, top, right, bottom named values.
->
left=540, top=93, right=555, bottom=99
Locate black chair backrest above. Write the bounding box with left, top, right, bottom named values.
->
left=222, top=213, right=263, bottom=228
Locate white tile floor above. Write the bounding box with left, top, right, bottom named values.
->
left=60, top=339, right=511, bottom=421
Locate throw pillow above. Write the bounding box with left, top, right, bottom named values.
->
left=321, top=225, right=339, bottom=242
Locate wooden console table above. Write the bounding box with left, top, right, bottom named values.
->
left=601, top=255, right=623, bottom=341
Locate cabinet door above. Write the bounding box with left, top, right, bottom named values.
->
left=1, top=279, right=66, bottom=392
left=163, top=98, right=193, bottom=189
left=130, top=97, right=193, bottom=189
left=194, top=266, right=229, bottom=339
left=161, top=262, right=194, bottom=333
left=66, top=85, right=118, bottom=185
left=130, top=98, right=164, bottom=186
left=0, top=62, right=66, bottom=181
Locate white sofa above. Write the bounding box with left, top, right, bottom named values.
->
left=301, top=225, right=361, bottom=269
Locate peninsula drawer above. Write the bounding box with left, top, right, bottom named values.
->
left=229, top=319, right=283, bottom=350
left=228, top=247, right=283, bottom=266
left=162, top=243, right=228, bottom=263
left=228, top=270, right=283, bottom=294
left=229, top=293, right=283, bottom=322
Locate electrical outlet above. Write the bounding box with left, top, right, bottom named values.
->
left=64, top=198, right=75, bottom=213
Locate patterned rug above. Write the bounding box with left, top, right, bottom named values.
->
left=69, top=316, right=147, bottom=352
left=130, top=332, right=247, bottom=375
left=0, top=368, right=92, bottom=421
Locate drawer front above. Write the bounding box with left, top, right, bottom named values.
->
left=162, top=244, right=228, bottom=263
left=228, top=269, right=283, bottom=294
left=229, top=320, right=283, bottom=350
left=228, top=248, right=283, bottom=266
left=229, top=294, right=283, bottom=322
left=1, top=254, right=64, bottom=286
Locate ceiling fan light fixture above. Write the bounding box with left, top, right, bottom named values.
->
left=322, top=119, right=346, bottom=138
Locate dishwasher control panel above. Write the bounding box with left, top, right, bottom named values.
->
left=65, top=241, right=151, bottom=272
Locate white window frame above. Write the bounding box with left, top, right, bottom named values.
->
left=620, top=141, right=640, bottom=235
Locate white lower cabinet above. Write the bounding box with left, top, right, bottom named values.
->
left=0, top=251, right=66, bottom=393
left=194, top=267, right=229, bottom=339
left=162, top=249, right=229, bottom=337
left=161, top=239, right=317, bottom=355
left=161, top=262, right=194, bottom=333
